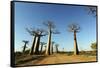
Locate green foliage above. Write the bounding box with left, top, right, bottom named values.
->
left=91, top=42, right=97, bottom=50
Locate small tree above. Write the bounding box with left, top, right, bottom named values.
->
left=22, top=40, right=29, bottom=53
left=40, top=42, right=46, bottom=54
left=91, top=42, right=97, bottom=51
left=55, top=44, right=59, bottom=53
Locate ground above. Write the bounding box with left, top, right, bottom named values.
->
left=16, top=53, right=97, bottom=67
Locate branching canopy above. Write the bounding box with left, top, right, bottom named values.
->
left=43, top=21, right=60, bottom=34
left=52, top=30, right=60, bottom=34
left=26, top=28, right=47, bottom=36
left=68, top=23, right=80, bottom=32
left=26, top=28, right=36, bottom=36
left=43, top=21, right=56, bottom=30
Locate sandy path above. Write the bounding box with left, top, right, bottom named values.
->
left=37, top=54, right=96, bottom=65
left=17, top=54, right=96, bottom=66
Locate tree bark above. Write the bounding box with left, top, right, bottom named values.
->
left=52, top=44, right=53, bottom=54
left=74, top=31, right=79, bottom=55
left=29, top=36, right=36, bottom=55
left=34, top=36, right=41, bottom=54
left=45, top=29, right=51, bottom=55
left=51, top=42, right=53, bottom=54
left=56, top=45, right=58, bottom=53
left=40, top=44, right=43, bottom=54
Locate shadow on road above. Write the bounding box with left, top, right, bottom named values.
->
left=16, top=55, right=46, bottom=66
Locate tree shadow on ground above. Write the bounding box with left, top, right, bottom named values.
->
left=15, top=55, right=46, bottom=66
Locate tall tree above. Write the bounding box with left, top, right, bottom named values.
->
left=33, top=29, right=47, bottom=54
left=22, top=40, right=29, bottom=53
left=68, top=23, right=80, bottom=55
left=26, top=28, right=38, bottom=55
left=43, top=21, right=60, bottom=55
left=27, top=28, right=47, bottom=55
left=51, top=41, right=55, bottom=54
left=44, top=45, right=47, bottom=52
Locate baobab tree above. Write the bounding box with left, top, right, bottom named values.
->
left=51, top=41, right=55, bottom=54
left=33, top=29, right=47, bottom=54
left=26, top=28, right=47, bottom=55
left=68, top=23, right=80, bottom=55
left=44, top=45, right=47, bottom=52
left=43, top=21, right=60, bottom=55
left=26, top=28, right=38, bottom=55
left=22, top=40, right=29, bottom=53
left=55, top=44, right=59, bottom=53
left=40, top=42, right=46, bottom=54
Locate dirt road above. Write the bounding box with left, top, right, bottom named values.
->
left=17, top=53, right=96, bottom=66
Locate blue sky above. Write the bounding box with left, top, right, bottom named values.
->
left=14, top=2, right=96, bottom=52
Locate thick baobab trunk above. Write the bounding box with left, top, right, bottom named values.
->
left=34, top=36, right=41, bottom=54
left=23, top=43, right=27, bottom=53
left=52, top=44, right=53, bottom=54
left=44, top=45, right=47, bottom=52
left=29, top=36, right=36, bottom=55
left=40, top=44, right=43, bottom=54
left=45, top=30, right=51, bottom=55
left=74, top=31, right=79, bottom=55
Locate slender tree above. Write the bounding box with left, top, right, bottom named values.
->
left=55, top=44, right=59, bottom=53
left=68, top=23, right=80, bottom=55
left=22, top=40, right=29, bottom=53
left=43, top=21, right=60, bottom=55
